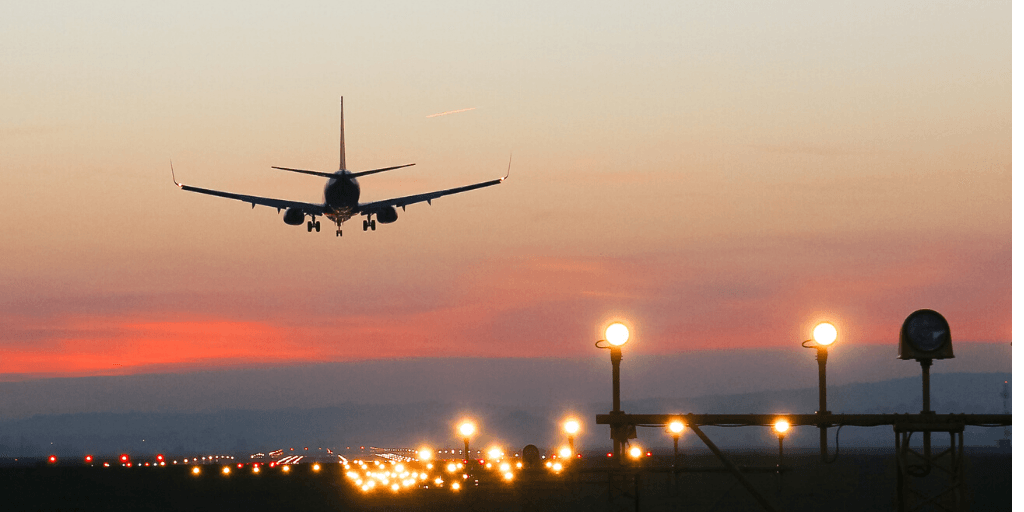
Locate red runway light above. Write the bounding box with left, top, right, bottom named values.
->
left=84, top=455, right=93, bottom=463
left=48, top=455, right=57, bottom=464
left=237, top=463, right=244, bottom=468
left=646, top=452, right=652, bottom=457
left=156, top=454, right=164, bottom=462
left=120, top=454, right=130, bottom=463
left=606, top=453, right=613, bottom=457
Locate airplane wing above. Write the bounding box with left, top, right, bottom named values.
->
left=172, top=168, right=327, bottom=215
left=356, top=176, right=506, bottom=216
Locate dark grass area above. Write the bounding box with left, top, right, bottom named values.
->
left=0, top=449, right=1010, bottom=511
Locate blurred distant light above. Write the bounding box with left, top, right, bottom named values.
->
left=629, top=447, right=642, bottom=459
left=774, top=419, right=791, bottom=435
left=669, top=421, right=685, bottom=434
left=564, top=419, right=581, bottom=435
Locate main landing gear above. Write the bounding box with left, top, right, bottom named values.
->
left=362, top=218, right=376, bottom=231
left=306, top=220, right=321, bottom=233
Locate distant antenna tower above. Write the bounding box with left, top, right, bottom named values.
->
left=1000, top=380, right=1010, bottom=440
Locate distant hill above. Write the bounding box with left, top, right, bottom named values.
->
left=0, top=372, right=1008, bottom=457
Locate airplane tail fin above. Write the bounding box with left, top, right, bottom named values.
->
left=339, top=96, right=347, bottom=171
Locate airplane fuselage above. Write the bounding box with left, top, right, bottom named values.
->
left=324, top=171, right=360, bottom=223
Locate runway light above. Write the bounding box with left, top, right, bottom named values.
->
left=487, top=447, right=502, bottom=460
left=774, top=419, right=791, bottom=435
left=313, top=463, right=321, bottom=472
left=84, top=455, right=93, bottom=463
left=222, top=466, right=231, bottom=475
left=282, top=465, right=291, bottom=473
left=156, top=454, right=164, bottom=462
left=253, top=466, right=260, bottom=473
left=192, top=466, right=201, bottom=475
left=120, top=454, right=130, bottom=463
left=606, top=323, right=630, bottom=346
left=564, top=419, right=581, bottom=435
left=503, top=471, right=514, bottom=481
left=813, top=323, right=837, bottom=346
left=418, top=448, right=432, bottom=461
left=669, top=421, right=685, bottom=435
left=629, top=447, right=642, bottom=459
left=451, top=482, right=461, bottom=492
left=48, top=455, right=57, bottom=464
left=459, top=421, right=475, bottom=437
left=559, top=447, right=572, bottom=459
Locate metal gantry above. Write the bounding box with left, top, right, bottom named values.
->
left=595, top=413, right=1011, bottom=511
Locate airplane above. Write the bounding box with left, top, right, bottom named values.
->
left=172, top=97, right=509, bottom=237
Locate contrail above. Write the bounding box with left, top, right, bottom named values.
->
left=426, top=107, right=477, bottom=118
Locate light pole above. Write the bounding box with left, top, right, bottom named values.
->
left=458, top=421, right=475, bottom=465
left=802, top=322, right=836, bottom=462
left=773, top=419, right=790, bottom=492
left=668, top=420, right=685, bottom=492
left=563, top=419, right=581, bottom=460
left=596, top=322, right=630, bottom=463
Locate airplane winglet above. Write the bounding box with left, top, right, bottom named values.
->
left=170, top=160, right=183, bottom=188
left=500, top=153, right=511, bottom=182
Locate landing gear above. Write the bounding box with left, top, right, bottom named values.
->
left=336, top=229, right=342, bottom=237
left=306, top=220, right=321, bottom=233
left=362, top=219, right=377, bottom=231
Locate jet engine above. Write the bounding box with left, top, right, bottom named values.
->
left=376, top=206, right=398, bottom=224
left=283, top=208, right=305, bottom=225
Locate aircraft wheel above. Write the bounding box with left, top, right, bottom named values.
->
left=307, top=221, right=313, bottom=232
left=315, top=221, right=321, bottom=232
left=370, top=220, right=376, bottom=231
left=362, top=220, right=368, bottom=231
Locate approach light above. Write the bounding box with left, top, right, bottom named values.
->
left=222, top=466, right=231, bottom=475
left=606, top=323, right=630, bottom=346
left=564, top=419, right=581, bottom=435
left=487, top=447, right=502, bottom=460
left=418, top=448, right=432, bottom=461
left=669, top=420, right=685, bottom=435
left=559, top=447, right=571, bottom=459
left=459, top=421, right=475, bottom=438
left=812, top=322, right=837, bottom=346
left=313, top=463, right=321, bottom=472
left=192, top=466, right=201, bottom=475
left=629, top=446, right=642, bottom=459
left=774, top=419, right=790, bottom=435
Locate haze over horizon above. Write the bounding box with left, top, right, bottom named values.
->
left=0, top=0, right=1012, bottom=423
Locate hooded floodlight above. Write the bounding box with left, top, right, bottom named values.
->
left=899, top=309, right=953, bottom=360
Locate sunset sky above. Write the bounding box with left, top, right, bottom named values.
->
left=0, top=1, right=1011, bottom=384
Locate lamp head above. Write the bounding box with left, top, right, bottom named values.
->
left=606, top=323, right=630, bottom=346
left=459, top=422, right=475, bottom=438
left=812, top=322, right=837, bottom=346
left=668, top=421, right=685, bottom=434
left=773, top=419, right=790, bottom=435
left=564, top=419, right=581, bottom=435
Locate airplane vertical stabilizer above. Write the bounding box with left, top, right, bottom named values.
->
left=339, top=96, right=347, bottom=171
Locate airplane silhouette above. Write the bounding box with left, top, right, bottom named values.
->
left=172, top=97, right=508, bottom=237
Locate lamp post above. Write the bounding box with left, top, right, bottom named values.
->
left=802, top=322, right=837, bottom=462
left=668, top=420, right=685, bottom=492
left=596, top=322, right=630, bottom=463
left=458, top=421, right=475, bottom=466
left=773, top=419, right=790, bottom=492
left=563, top=419, right=580, bottom=459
